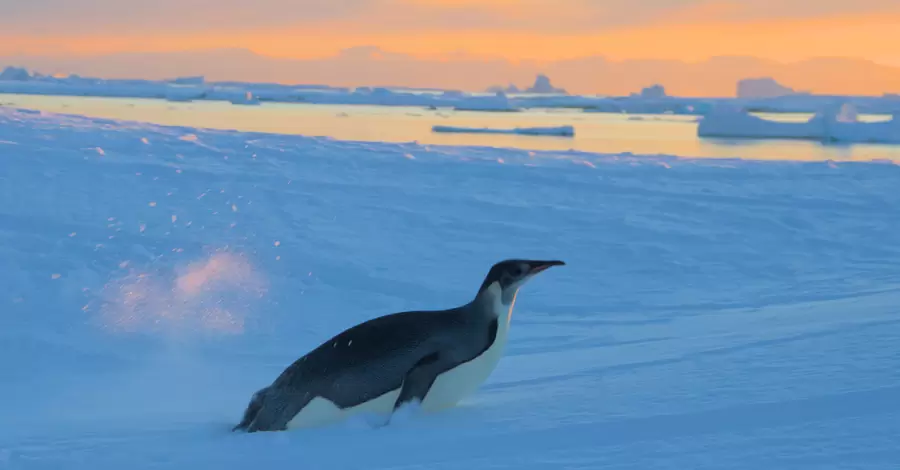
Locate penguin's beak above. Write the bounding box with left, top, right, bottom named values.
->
left=527, top=260, right=565, bottom=275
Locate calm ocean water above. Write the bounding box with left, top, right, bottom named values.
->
left=3, top=93, right=899, bottom=162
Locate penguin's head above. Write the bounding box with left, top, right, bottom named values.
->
left=477, top=259, right=565, bottom=305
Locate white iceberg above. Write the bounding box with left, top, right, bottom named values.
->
left=453, top=92, right=521, bottom=112
left=737, top=77, right=798, bottom=98
left=0, top=66, right=31, bottom=81
left=525, top=74, right=567, bottom=94
left=165, top=85, right=207, bottom=102
left=432, top=125, right=574, bottom=137
left=698, top=103, right=900, bottom=144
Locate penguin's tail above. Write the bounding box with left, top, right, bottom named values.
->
left=232, top=387, right=269, bottom=432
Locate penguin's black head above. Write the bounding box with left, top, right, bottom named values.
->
left=478, top=259, right=565, bottom=294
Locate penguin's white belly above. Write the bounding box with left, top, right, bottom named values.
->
left=285, top=319, right=510, bottom=429
left=286, top=388, right=402, bottom=429
left=420, top=318, right=509, bottom=412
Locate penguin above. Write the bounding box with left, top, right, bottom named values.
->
left=233, top=258, right=564, bottom=432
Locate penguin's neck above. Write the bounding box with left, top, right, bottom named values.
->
left=473, top=282, right=518, bottom=325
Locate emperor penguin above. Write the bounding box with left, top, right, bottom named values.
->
left=233, top=258, right=565, bottom=432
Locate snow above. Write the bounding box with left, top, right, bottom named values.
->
left=698, top=103, right=900, bottom=143
left=432, top=125, right=575, bottom=137
left=2, top=106, right=900, bottom=469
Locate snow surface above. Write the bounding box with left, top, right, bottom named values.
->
left=432, top=125, right=575, bottom=137
left=2, top=107, right=900, bottom=469
left=699, top=104, right=900, bottom=143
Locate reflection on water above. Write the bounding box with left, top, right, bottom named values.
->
left=2, top=93, right=899, bottom=162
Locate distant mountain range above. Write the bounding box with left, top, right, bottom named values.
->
left=3, top=46, right=899, bottom=97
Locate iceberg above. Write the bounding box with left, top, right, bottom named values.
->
left=698, top=103, right=900, bottom=144
left=432, top=125, right=575, bottom=137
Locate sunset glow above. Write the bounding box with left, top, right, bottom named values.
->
left=3, top=0, right=900, bottom=94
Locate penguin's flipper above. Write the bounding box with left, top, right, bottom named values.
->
left=393, top=351, right=442, bottom=410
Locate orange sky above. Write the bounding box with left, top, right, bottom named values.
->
left=4, top=0, right=900, bottom=64
left=3, top=0, right=900, bottom=94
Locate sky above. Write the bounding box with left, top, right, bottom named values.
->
left=3, top=0, right=900, bottom=94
